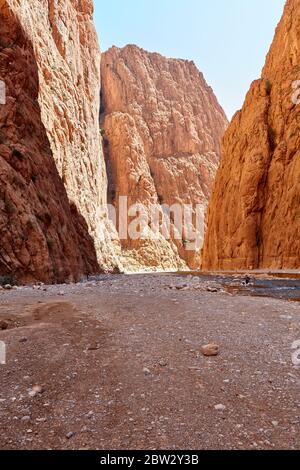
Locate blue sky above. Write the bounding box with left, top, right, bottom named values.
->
left=94, top=0, right=285, bottom=118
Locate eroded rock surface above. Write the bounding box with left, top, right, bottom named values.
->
left=0, top=0, right=101, bottom=283
left=0, top=0, right=120, bottom=282
left=101, top=45, right=228, bottom=270
left=202, top=0, right=300, bottom=270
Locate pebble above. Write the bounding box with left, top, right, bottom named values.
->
left=28, top=385, right=43, bottom=397
left=158, top=359, right=168, bottom=367
left=66, top=432, right=75, bottom=439
left=215, top=404, right=226, bottom=411
left=201, top=343, right=220, bottom=357
left=207, top=287, right=218, bottom=293
left=21, top=416, right=31, bottom=422
left=143, top=367, right=151, bottom=375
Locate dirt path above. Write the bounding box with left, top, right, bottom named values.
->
left=0, top=274, right=299, bottom=450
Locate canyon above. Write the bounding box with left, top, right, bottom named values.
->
left=0, top=0, right=299, bottom=283
left=0, top=1, right=227, bottom=282
left=1, top=0, right=300, bottom=454
left=202, top=0, right=300, bottom=271
left=101, top=45, right=227, bottom=270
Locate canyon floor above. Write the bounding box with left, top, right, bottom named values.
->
left=0, top=273, right=300, bottom=450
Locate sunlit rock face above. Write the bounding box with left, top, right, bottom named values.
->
left=0, top=0, right=121, bottom=283
left=202, top=0, right=300, bottom=271
left=101, top=45, right=228, bottom=270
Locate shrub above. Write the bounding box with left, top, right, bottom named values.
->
left=0, top=274, right=16, bottom=286
left=5, top=200, right=16, bottom=215
left=265, top=79, right=272, bottom=95
left=11, top=148, right=24, bottom=160
left=44, top=212, right=53, bottom=226
left=46, top=237, right=55, bottom=251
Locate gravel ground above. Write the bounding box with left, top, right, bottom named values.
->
left=0, top=274, right=299, bottom=450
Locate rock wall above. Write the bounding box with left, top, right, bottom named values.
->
left=202, top=0, right=300, bottom=271
left=101, top=45, right=228, bottom=270
left=0, top=0, right=121, bottom=283
left=0, top=0, right=100, bottom=283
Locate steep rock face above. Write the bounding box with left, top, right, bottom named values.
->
left=0, top=0, right=99, bottom=283
left=101, top=45, right=227, bottom=270
left=0, top=0, right=120, bottom=282
left=3, top=0, right=120, bottom=275
left=202, top=0, right=300, bottom=270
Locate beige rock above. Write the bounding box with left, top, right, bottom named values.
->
left=201, top=343, right=220, bottom=357
left=202, top=0, right=300, bottom=271
left=101, top=45, right=228, bottom=271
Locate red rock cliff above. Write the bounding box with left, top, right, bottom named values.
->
left=202, top=0, right=300, bottom=271
left=0, top=0, right=120, bottom=283
left=101, top=45, right=228, bottom=270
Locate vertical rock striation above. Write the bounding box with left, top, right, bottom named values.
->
left=0, top=0, right=120, bottom=283
left=202, top=0, right=300, bottom=271
left=101, top=45, right=228, bottom=270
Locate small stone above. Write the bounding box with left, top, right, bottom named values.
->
left=206, top=287, right=218, bottom=293
left=28, top=385, right=43, bottom=397
left=215, top=404, right=226, bottom=411
left=4, top=284, right=12, bottom=290
left=158, top=359, right=168, bottom=367
left=19, top=337, right=28, bottom=343
left=87, top=344, right=100, bottom=351
left=66, top=431, right=75, bottom=439
left=21, top=416, right=31, bottom=422
left=201, top=343, right=220, bottom=357
left=143, top=367, right=151, bottom=375
left=272, top=421, right=279, bottom=427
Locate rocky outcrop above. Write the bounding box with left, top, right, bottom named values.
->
left=0, top=1, right=97, bottom=283
left=0, top=0, right=120, bottom=283
left=202, top=0, right=300, bottom=271
left=101, top=45, right=228, bottom=270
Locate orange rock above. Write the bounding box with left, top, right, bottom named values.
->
left=201, top=344, right=220, bottom=357
left=202, top=0, right=300, bottom=271
left=101, top=45, right=228, bottom=271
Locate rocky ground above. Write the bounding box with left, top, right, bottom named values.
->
left=0, top=273, right=299, bottom=450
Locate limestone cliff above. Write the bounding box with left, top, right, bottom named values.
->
left=202, top=0, right=300, bottom=270
left=101, top=45, right=228, bottom=270
left=0, top=0, right=120, bottom=283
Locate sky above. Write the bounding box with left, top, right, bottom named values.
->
left=94, top=0, right=285, bottom=119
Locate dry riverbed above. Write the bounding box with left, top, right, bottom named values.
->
left=0, top=274, right=300, bottom=450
